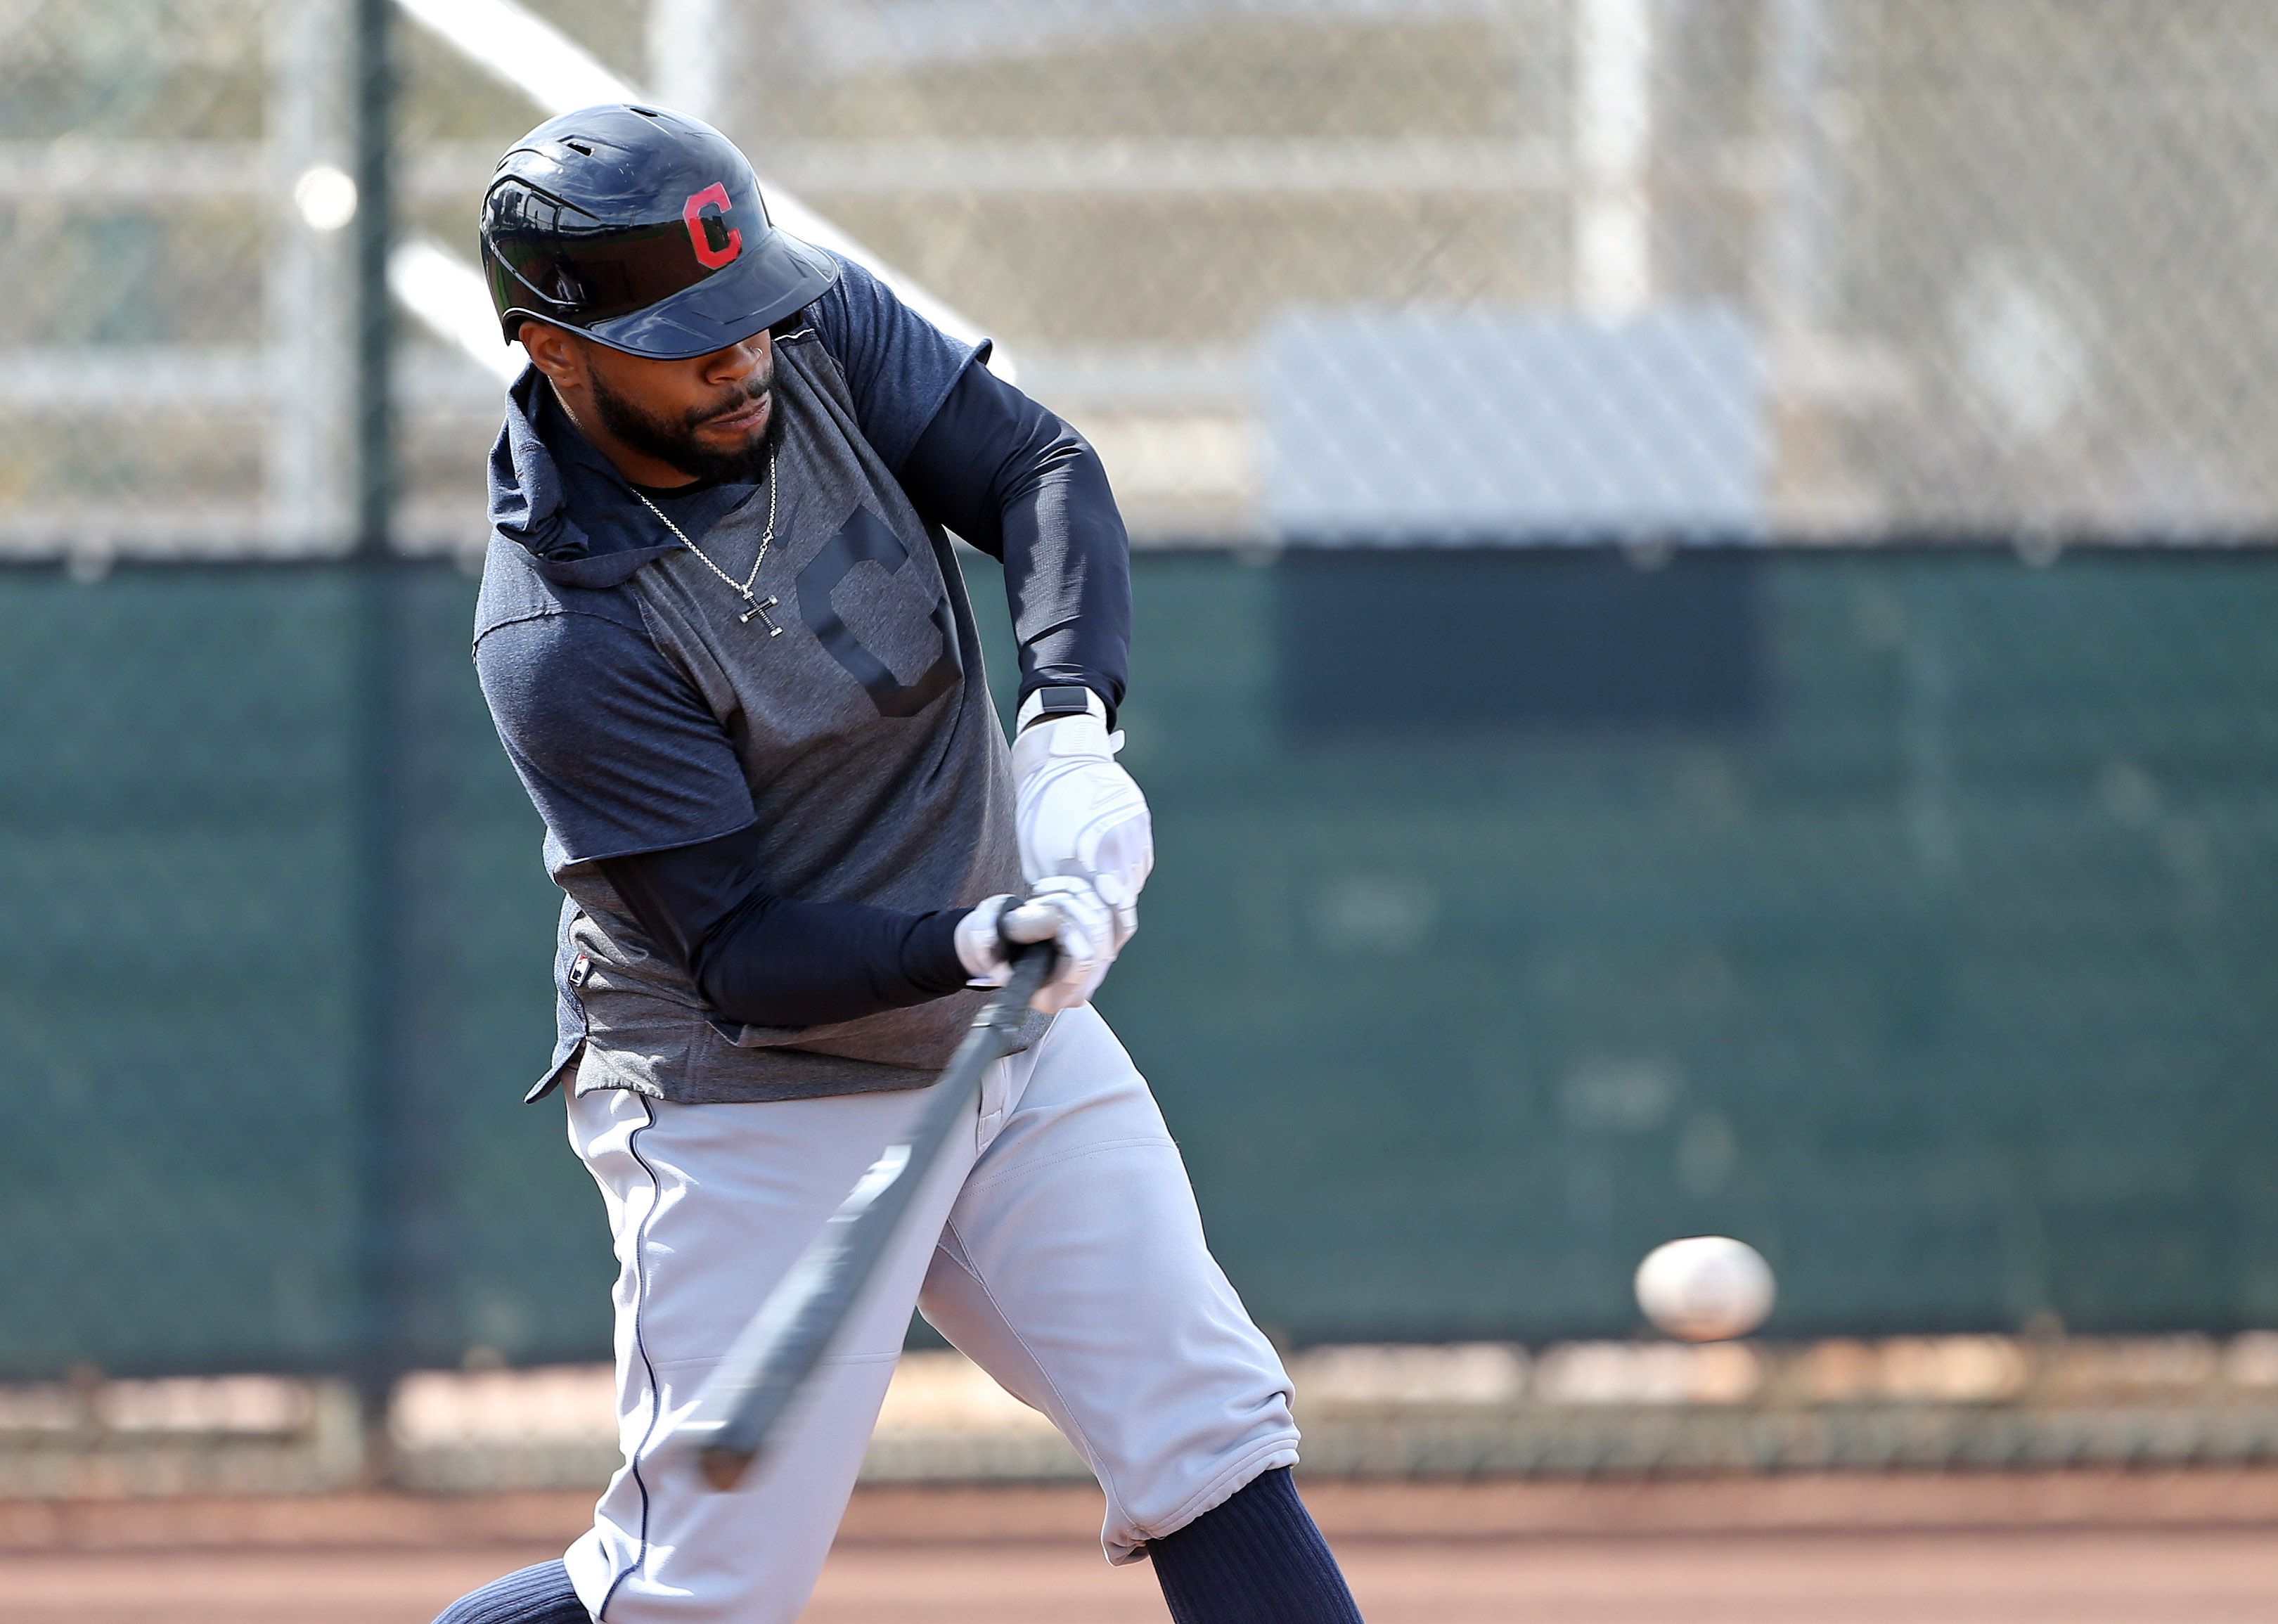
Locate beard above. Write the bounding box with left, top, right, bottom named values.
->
left=588, top=361, right=785, bottom=486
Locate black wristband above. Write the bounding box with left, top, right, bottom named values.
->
left=1020, top=684, right=1105, bottom=730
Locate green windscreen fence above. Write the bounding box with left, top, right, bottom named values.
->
left=1, top=546, right=2273, bottom=1379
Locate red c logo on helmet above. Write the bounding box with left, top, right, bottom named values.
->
left=682, top=183, right=742, bottom=269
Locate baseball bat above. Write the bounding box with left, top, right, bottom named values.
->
left=677, top=942, right=1055, bottom=1490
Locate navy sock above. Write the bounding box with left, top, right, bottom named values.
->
left=431, top=1559, right=590, bottom=1624
left=1148, top=1467, right=1364, bottom=1623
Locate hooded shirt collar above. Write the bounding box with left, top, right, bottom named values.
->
left=485, top=366, right=684, bottom=590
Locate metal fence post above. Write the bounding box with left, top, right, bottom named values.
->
left=349, top=0, right=409, bottom=1483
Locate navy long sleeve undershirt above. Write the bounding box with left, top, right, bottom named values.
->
left=595, top=358, right=1126, bottom=1029
left=900, top=358, right=1131, bottom=724
left=598, top=825, right=971, bottom=1029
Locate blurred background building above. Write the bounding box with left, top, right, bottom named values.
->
left=2, top=0, right=2277, bottom=1494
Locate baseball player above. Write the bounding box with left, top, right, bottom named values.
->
left=432, top=106, right=1364, bottom=1624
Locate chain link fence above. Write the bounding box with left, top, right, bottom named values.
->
left=5, top=1, right=2278, bottom=1490
left=8, top=1, right=2278, bottom=552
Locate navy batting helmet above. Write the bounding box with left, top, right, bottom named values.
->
left=479, top=104, right=838, bottom=360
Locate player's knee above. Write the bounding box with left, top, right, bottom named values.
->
left=431, top=1559, right=589, bottom=1624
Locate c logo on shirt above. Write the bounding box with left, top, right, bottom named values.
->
left=682, top=183, right=742, bottom=269
left=797, top=508, right=963, bottom=718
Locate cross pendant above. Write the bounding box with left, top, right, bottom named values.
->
left=739, top=593, right=784, bottom=637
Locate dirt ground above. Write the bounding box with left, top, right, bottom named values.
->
left=11, top=1474, right=2278, bottom=1623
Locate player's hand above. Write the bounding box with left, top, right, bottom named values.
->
left=1010, top=707, right=1152, bottom=950
left=955, top=878, right=1119, bottom=1013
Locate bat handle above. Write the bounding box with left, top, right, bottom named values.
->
left=998, top=936, right=1057, bottom=1000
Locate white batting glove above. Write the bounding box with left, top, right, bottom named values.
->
left=954, top=877, right=1119, bottom=1014
left=1010, top=688, right=1153, bottom=949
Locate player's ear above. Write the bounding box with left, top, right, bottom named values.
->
left=517, top=318, right=586, bottom=388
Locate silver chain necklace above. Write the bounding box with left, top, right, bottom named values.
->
left=632, top=446, right=783, bottom=636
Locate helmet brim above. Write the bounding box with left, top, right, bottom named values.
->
left=527, top=229, right=840, bottom=361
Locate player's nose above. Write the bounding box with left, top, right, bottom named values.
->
left=700, top=335, right=771, bottom=388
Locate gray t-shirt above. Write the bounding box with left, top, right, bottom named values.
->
left=475, top=271, right=1045, bottom=1104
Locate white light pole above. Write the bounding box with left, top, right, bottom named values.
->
left=648, top=0, right=727, bottom=124
left=1574, top=0, right=1654, bottom=321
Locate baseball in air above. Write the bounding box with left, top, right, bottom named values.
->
left=1635, top=1236, right=1775, bottom=1341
